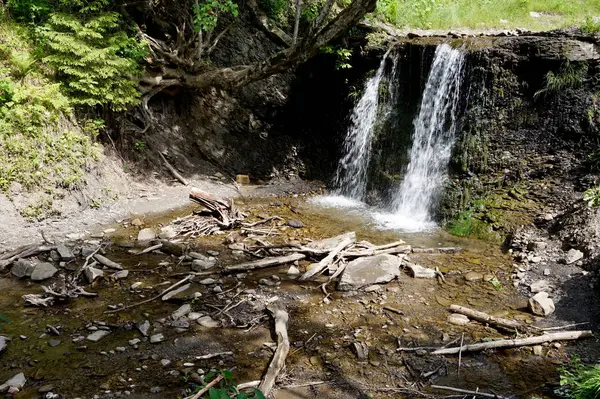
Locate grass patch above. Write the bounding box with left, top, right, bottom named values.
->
left=560, top=358, right=600, bottom=399
left=446, top=208, right=497, bottom=240
left=0, top=17, right=99, bottom=194
left=534, top=61, right=588, bottom=101
left=375, top=0, right=600, bottom=30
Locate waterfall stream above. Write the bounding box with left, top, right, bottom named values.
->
left=333, top=49, right=396, bottom=200
left=378, top=44, right=465, bottom=230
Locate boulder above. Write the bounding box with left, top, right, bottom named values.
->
left=338, top=254, right=402, bottom=291
left=11, top=260, right=35, bottom=278
left=137, top=228, right=156, bottom=241
left=528, top=292, right=555, bottom=316
left=84, top=267, right=104, bottom=283
left=405, top=263, right=436, bottom=278
left=0, top=373, right=26, bottom=392
left=30, top=263, right=58, bottom=281
left=564, top=249, right=584, bottom=265
left=56, top=244, right=74, bottom=261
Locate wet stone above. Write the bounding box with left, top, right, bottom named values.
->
left=172, top=304, right=191, bottom=320
left=56, top=243, right=74, bottom=261
left=464, top=271, right=483, bottom=282
left=287, top=219, right=305, bottom=228
left=338, top=254, right=402, bottom=291
left=137, top=228, right=156, bottom=241
left=31, top=263, right=58, bottom=281
left=171, top=319, right=190, bottom=330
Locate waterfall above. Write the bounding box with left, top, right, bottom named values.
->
left=387, top=44, right=465, bottom=229
left=333, top=49, right=396, bottom=200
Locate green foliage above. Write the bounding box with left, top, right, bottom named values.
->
left=584, top=187, right=600, bottom=208
left=447, top=209, right=475, bottom=237
left=302, top=0, right=323, bottom=21
left=560, top=357, right=600, bottom=399
left=534, top=61, right=588, bottom=101
left=194, top=0, right=239, bottom=32
left=374, top=0, right=600, bottom=30
left=581, top=16, right=600, bottom=34
left=38, top=6, right=145, bottom=110
left=6, top=0, right=51, bottom=23
left=321, top=45, right=353, bottom=69
left=192, top=370, right=266, bottom=399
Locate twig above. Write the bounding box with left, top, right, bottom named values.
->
left=258, top=306, right=290, bottom=396
left=185, top=374, right=224, bottom=399
left=458, top=333, right=464, bottom=376
left=290, top=332, right=317, bottom=356
left=431, top=385, right=509, bottom=398
left=195, top=351, right=233, bottom=360
left=448, top=304, right=525, bottom=332
left=300, top=235, right=355, bottom=280
left=135, top=243, right=163, bottom=255
left=224, top=253, right=305, bottom=273
left=534, top=322, right=590, bottom=331
left=105, top=275, right=192, bottom=313
left=159, top=152, right=188, bottom=186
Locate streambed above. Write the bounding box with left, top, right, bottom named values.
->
left=0, top=195, right=590, bottom=399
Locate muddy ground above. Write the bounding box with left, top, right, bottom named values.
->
left=1, top=190, right=599, bottom=399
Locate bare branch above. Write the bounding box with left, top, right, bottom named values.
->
left=293, top=0, right=302, bottom=45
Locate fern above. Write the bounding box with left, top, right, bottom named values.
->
left=38, top=4, right=145, bottom=110
left=534, top=61, right=588, bottom=101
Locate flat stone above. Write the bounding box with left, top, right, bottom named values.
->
left=564, top=249, right=584, bottom=265
left=86, top=330, right=110, bottom=342
left=306, top=232, right=358, bottom=252
left=138, top=228, right=156, bottom=241
left=48, top=339, right=61, bottom=347
left=191, top=259, right=216, bottom=271
left=172, top=304, right=191, bottom=320
left=405, top=262, right=436, bottom=278
left=111, top=270, right=129, bottom=280
left=447, top=314, right=470, bottom=326
left=529, top=280, right=552, bottom=293
left=56, top=244, right=74, bottom=261
left=171, top=319, right=190, bottom=329
left=137, top=320, right=151, bottom=336
left=158, top=226, right=177, bottom=240
left=31, top=263, right=58, bottom=281
left=198, top=278, right=216, bottom=285
left=0, top=373, right=26, bottom=392
left=187, top=312, right=203, bottom=321
left=0, top=335, right=9, bottom=353
left=150, top=334, right=164, bottom=343
left=129, top=338, right=141, bottom=346
left=197, top=316, right=219, bottom=328
left=162, top=283, right=191, bottom=300
left=464, top=271, right=483, bottom=282
left=11, top=260, right=35, bottom=278
left=338, top=254, right=402, bottom=291
left=528, top=292, right=555, bottom=316
left=85, top=267, right=104, bottom=283
left=287, top=219, right=305, bottom=228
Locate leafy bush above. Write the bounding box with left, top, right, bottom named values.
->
left=560, top=358, right=600, bottom=399
left=584, top=187, right=600, bottom=208
left=6, top=0, right=51, bottom=23
left=534, top=61, right=588, bottom=100
left=193, top=0, right=239, bottom=32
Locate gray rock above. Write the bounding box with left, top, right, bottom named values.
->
left=0, top=373, right=26, bottom=392
left=56, top=244, right=74, bottom=261
left=197, top=316, right=219, bottom=328
left=158, top=226, right=177, bottom=240
left=171, top=319, right=190, bottom=329
left=150, top=333, right=164, bottom=343
left=191, top=259, right=216, bottom=271
left=160, top=359, right=171, bottom=367
left=172, top=304, right=191, bottom=320
left=31, top=263, right=58, bottom=281
left=94, top=254, right=123, bottom=270
left=405, top=262, right=437, bottom=278
left=287, top=219, right=305, bottom=228
left=528, top=292, right=555, bottom=316
left=129, top=338, right=141, bottom=346
left=87, top=330, right=110, bottom=342
left=84, top=267, right=104, bottom=283
left=364, top=285, right=382, bottom=292
left=48, top=339, right=61, bottom=347
left=564, top=249, right=584, bottom=265
left=529, top=280, right=552, bottom=293
left=206, top=250, right=220, bottom=256
left=447, top=314, right=470, bottom=326
left=11, top=260, right=35, bottom=278
left=137, top=228, right=156, bottom=241
left=199, top=278, right=216, bottom=285
left=111, top=270, right=129, bottom=280
left=0, top=335, right=9, bottom=353
left=286, top=266, right=300, bottom=276
left=338, top=254, right=402, bottom=291
left=187, top=312, right=203, bottom=321
left=137, top=320, right=151, bottom=336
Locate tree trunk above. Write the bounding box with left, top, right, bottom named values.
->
left=293, top=0, right=302, bottom=44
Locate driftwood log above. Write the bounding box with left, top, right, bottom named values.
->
left=432, top=330, right=593, bottom=355
left=259, top=306, right=290, bottom=396
left=448, top=305, right=526, bottom=332
left=224, top=253, right=306, bottom=273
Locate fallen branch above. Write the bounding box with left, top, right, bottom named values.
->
left=431, top=385, right=508, bottom=398
left=343, top=244, right=412, bottom=258
left=135, top=243, right=163, bottom=255
left=106, top=275, right=192, bottom=313
left=185, top=374, right=224, bottom=399
left=448, top=304, right=525, bottom=332
left=300, top=234, right=355, bottom=280
left=223, top=253, right=305, bottom=273
left=159, top=152, right=188, bottom=186
left=195, top=351, right=233, bottom=360
left=258, top=306, right=290, bottom=396
left=432, top=331, right=593, bottom=355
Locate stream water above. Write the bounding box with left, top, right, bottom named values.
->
left=0, top=197, right=570, bottom=399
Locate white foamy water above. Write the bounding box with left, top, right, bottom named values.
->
left=333, top=49, right=398, bottom=201
left=390, top=44, right=465, bottom=229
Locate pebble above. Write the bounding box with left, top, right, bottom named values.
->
left=172, top=304, right=191, bottom=320
left=116, top=347, right=126, bottom=352
left=150, top=387, right=161, bottom=394
left=137, top=320, right=151, bottom=336
left=199, top=278, right=216, bottom=285
left=183, top=362, right=195, bottom=367
left=464, top=271, right=483, bottom=281
left=543, top=268, right=551, bottom=276
left=287, top=219, right=305, bottom=228
left=187, top=312, right=203, bottom=321
left=447, top=314, right=470, bottom=326
left=48, top=339, right=61, bottom=347
left=160, top=359, right=171, bottom=367
left=150, top=334, right=164, bottom=343
left=197, top=316, right=219, bottom=328
left=287, top=266, right=300, bottom=276
left=86, top=330, right=110, bottom=342
left=129, top=339, right=141, bottom=346
left=130, top=282, right=143, bottom=290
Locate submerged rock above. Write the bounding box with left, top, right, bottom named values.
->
left=338, top=254, right=402, bottom=291
left=287, top=219, right=305, bottom=228
left=0, top=373, right=26, bottom=392
left=30, top=263, right=58, bottom=281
